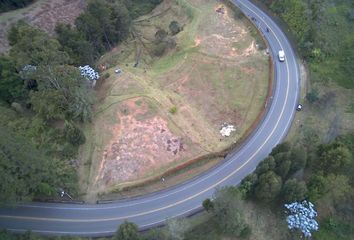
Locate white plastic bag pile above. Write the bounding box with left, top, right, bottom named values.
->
left=220, top=123, right=236, bottom=137
left=79, top=65, right=99, bottom=81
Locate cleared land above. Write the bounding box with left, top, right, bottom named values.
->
left=0, top=0, right=85, bottom=53
left=79, top=0, right=270, bottom=201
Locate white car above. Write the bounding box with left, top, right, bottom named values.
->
left=278, top=50, right=285, bottom=62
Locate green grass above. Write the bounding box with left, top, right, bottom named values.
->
left=151, top=47, right=198, bottom=75
left=169, top=106, right=177, bottom=114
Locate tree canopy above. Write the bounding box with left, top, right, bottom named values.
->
left=0, top=126, right=53, bottom=203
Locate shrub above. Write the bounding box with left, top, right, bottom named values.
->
left=169, top=106, right=177, bottom=114
left=63, top=121, right=86, bottom=146
left=169, top=21, right=182, bottom=35
left=306, top=89, right=319, bottom=103
left=202, top=198, right=214, bottom=212
left=155, top=29, right=168, bottom=42
left=153, top=42, right=168, bottom=57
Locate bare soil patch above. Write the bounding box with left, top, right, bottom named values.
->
left=95, top=97, right=196, bottom=185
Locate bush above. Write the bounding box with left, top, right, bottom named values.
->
left=202, top=198, right=214, bottom=212
left=169, top=21, right=182, bottom=35
left=240, top=225, right=252, bottom=239
left=63, top=121, right=86, bottom=146
left=155, top=29, right=168, bottom=42
left=254, top=171, right=282, bottom=202
left=114, top=221, right=139, bottom=240
left=239, top=173, right=258, bottom=197
left=153, top=42, right=168, bottom=57
left=102, top=72, right=110, bottom=80
left=306, top=89, right=319, bottom=103
left=212, top=187, right=248, bottom=236
left=169, top=106, right=177, bottom=114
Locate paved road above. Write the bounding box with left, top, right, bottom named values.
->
left=0, top=0, right=300, bottom=237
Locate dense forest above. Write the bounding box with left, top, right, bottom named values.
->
left=0, top=0, right=162, bottom=204
left=259, top=0, right=354, bottom=89
left=0, top=0, right=34, bottom=13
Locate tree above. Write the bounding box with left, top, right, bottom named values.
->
left=55, top=23, right=95, bottom=66
left=114, top=221, right=140, bottom=240
left=0, top=56, right=26, bottom=103
left=166, top=218, right=188, bottom=240
left=86, top=0, right=116, bottom=49
left=75, top=10, right=105, bottom=55
left=317, top=141, right=351, bottom=173
left=307, top=173, right=327, bottom=201
left=274, top=152, right=291, bottom=179
left=271, top=0, right=310, bottom=43
left=255, top=156, right=276, bottom=175
left=281, top=179, right=307, bottom=203
left=31, top=65, right=95, bottom=122
left=0, top=125, right=54, bottom=203
left=169, top=21, right=181, bottom=35
left=255, top=171, right=282, bottom=202
left=321, top=174, right=351, bottom=203
left=270, top=142, right=291, bottom=156
left=75, top=0, right=131, bottom=54
left=239, top=173, right=258, bottom=197
left=212, top=187, right=249, bottom=236
left=30, top=89, right=67, bottom=120
left=63, top=121, right=86, bottom=146
left=9, top=22, right=70, bottom=68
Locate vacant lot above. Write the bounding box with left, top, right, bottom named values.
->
left=79, top=0, right=269, bottom=201
left=0, top=0, right=84, bottom=53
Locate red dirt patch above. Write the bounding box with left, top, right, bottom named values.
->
left=94, top=98, right=194, bottom=186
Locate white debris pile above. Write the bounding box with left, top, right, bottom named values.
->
left=284, top=201, right=319, bottom=237
left=220, top=123, right=236, bottom=137
left=79, top=65, right=99, bottom=81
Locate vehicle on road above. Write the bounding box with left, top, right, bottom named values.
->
left=278, top=50, right=285, bottom=62
left=296, top=104, right=303, bottom=111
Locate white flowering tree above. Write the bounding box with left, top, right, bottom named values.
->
left=79, top=65, right=99, bottom=81
left=284, top=200, right=319, bottom=238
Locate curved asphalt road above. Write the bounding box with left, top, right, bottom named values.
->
left=0, top=0, right=300, bottom=237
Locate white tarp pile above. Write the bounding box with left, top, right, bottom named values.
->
left=79, top=65, right=99, bottom=87
left=79, top=65, right=99, bottom=80
left=284, top=200, right=319, bottom=237
left=220, top=123, right=236, bottom=137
